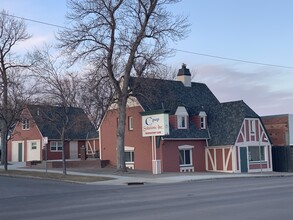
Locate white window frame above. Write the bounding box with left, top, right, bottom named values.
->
left=178, top=145, right=194, bottom=167
left=22, top=119, right=30, bottom=130
left=125, top=146, right=134, bottom=169
left=199, top=111, right=207, bottom=129
left=177, top=115, right=187, bottom=129
left=250, top=120, right=256, bottom=134
left=248, top=146, right=266, bottom=162
left=200, top=117, right=206, bottom=129
left=31, top=142, right=37, bottom=150
left=50, top=141, right=63, bottom=152
left=175, top=106, right=188, bottom=129
left=128, top=116, right=134, bottom=131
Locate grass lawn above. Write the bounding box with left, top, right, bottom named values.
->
left=0, top=170, right=114, bottom=183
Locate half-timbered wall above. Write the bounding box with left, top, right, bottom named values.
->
left=206, top=118, right=272, bottom=173
left=235, top=118, right=272, bottom=173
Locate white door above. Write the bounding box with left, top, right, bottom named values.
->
left=26, top=140, right=41, bottom=161
left=12, top=141, right=24, bottom=162
left=70, top=141, right=78, bottom=159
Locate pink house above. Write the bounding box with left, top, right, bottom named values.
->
left=8, top=105, right=99, bottom=162
left=99, top=64, right=272, bottom=173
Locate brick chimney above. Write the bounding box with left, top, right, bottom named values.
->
left=177, top=63, right=191, bottom=87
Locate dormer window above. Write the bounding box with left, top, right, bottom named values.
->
left=175, top=106, right=188, bottom=129
left=177, top=115, right=187, bottom=129
left=199, top=111, right=207, bottom=129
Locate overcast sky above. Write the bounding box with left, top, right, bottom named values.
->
left=2, top=0, right=293, bottom=116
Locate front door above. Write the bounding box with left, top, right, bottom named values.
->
left=240, top=147, right=248, bottom=173
left=70, top=141, right=78, bottom=159
left=12, top=141, right=24, bottom=162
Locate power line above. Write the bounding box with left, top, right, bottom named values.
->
left=1, top=11, right=66, bottom=29
left=2, top=11, right=293, bottom=69
left=174, top=48, right=293, bottom=69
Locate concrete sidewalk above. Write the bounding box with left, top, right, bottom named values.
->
left=1, top=162, right=293, bottom=185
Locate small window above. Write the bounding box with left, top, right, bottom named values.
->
left=125, top=151, right=134, bottom=162
left=248, top=146, right=265, bottom=162
left=177, top=115, right=187, bottom=129
left=200, top=117, right=206, bottom=129
left=250, top=120, right=256, bottom=134
left=179, top=149, right=192, bottom=166
left=31, top=142, right=37, bottom=150
left=128, top=116, right=134, bottom=131
left=22, top=119, right=29, bottom=130
left=50, top=141, right=63, bottom=152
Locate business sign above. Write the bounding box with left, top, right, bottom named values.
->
left=142, top=113, right=169, bottom=137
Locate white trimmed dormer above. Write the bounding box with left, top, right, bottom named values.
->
left=199, top=111, right=207, bottom=129
left=175, top=106, right=188, bottom=129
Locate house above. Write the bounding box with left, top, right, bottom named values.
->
left=262, top=114, right=293, bottom=172
left=262, top=114, right=293, bottom=146
left=8, top=105, right=98, bottom=162
left=99, top=64, right=272, bottom=173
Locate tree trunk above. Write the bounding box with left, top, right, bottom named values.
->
left=61, top=128, right=67, bottom=175
left=116, top=94, right=127, bottom=172
left=1, top=125, right=8, bottom=170
left=1, top=74, right=8, bottom=171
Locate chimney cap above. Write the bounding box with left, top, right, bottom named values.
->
left=177, top=63, right=191, bottom=76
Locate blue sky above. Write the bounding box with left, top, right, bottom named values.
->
left=2, top=0, right=293, bottom=116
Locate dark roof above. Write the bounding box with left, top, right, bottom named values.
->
left=27, top=105, right=98, bottom=140
left=204, top=101, right=259, bottom=146
left=129, top=77, right=220, bottom=114
left=129, top=77, right=260, bottom=145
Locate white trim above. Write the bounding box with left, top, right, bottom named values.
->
left=175, top=106, right=188, bottom=116
left=128, top=116, right=134, bottom=130
left=125, top=146, right=134, bottom=151
left=178, top=145, right=194, bottom=150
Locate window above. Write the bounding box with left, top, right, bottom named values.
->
left=125, top=151, right=134, bottom=162
left=175, top=106, right=188, bottom=129
left=200, top=117, right=205, bottom=129
left=250, top=120, right=256, bottom=134
left=178, top=145, right=194, bottom=166
left=177, top=115, right=187, bottom=129
left=128, top=116, right=134, bottom=131
left=179, top=149, right=192, bottom=166
left=31, top=142, right=37, bottom=150
left=248, top=146, right=265, bottom=162
left=199, top=111, right=207, bottom=129
left=22, top=119, right=29, bottom=130
left=50, top=141, right=63, bottom=152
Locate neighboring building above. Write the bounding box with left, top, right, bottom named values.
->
left=8, top=105, right=98, bottom=162
left=99, top=64, right=272, bottom=173
left=262, top=114, right=293, bottom=146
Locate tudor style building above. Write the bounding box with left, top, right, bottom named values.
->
left=8, top=105, right=98, bottom=162
left=99, top=64, right=272, bottom=173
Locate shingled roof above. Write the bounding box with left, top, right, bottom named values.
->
left=27, top=105, right=98, bottom=140
left=128, top=76, right=260, bottom=146
left=129, top=77, right=220, bottom=114
left=204, top=101, right=259, bottom=146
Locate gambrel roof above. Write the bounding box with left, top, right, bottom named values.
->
left=128, top=76, right=260, bottom=146
left=26, top=105, right=98, bottom=140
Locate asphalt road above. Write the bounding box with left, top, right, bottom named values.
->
left=1, top=175, right=293, bottom=220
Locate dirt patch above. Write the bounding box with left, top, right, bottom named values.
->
left=0, top=170, right=114, bottom=183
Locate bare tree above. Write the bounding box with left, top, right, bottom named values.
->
left=0, top=10, right=33, bottom=170
left=31, top=47, right=83, bottom=175
left=58, top=0, right=189, bottom=171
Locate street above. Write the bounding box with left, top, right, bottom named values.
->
left=1, top=175, right=293, bottom=219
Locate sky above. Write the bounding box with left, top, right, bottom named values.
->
left=1, top=0, right=293, bottom=116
